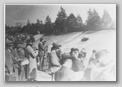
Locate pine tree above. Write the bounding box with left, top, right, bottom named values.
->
left=86, top=9, right=101, bottom=31
left=27, top=19, right=30, bottom=25
left=57, top=6, right=67, bottom=20
left=39, top=20, right=44, bottom=33
left=76, top=15, right=84, bottom=31
left=101, top=10, right=113, bottom=29
left=67, top=13, right=77, bottom=32
left=45, top=15, right=51, bottom=24
left=54, top=6, right=67, bottom=34
left=44, top=15, right=54, bottom=34
left=76, top=15, right=83, bottom=24
left=37, top=19, right=40, bottom=24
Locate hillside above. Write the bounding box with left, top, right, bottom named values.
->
left=35, top=30, right=116, bottom=58
left=34, top=30, right=116, bottom=81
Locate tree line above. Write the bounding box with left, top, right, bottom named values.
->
left=6, top=6, right=115, bottom=35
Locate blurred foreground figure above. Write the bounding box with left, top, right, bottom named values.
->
left=90, top=49, right=116, bottom=81
left=55, top=59, right=84, bottom=81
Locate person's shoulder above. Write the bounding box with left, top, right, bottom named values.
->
left=56, top=66, right=69, bottom=74
left=39, top=42, right=43, bottom=44
left=38, top=42, right=41, bottom=45
left=26, top=45, right=31, bottom=50
left=5, top=49, right=9, bottom=53
left=65, top=67, right=75, bottom=75
left=26, top=45, right=30, bottom=48
left=51, top=50, right=55, bottom=53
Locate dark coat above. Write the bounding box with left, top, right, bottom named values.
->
left=38, top=42, right=45, bottom=57
left=38, top=42, right=44, bottom=51
left=55, top=66, right=74, bottom=81
left=5, top=49, right=14, bottom=73
left=50, top=50, right=60, bottom=66
left=71, top=58, right=84, bottom=72
left=26, top=45, right=38, bottom=79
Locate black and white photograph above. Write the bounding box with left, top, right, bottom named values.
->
left=4, top=4, right=116, bottom=81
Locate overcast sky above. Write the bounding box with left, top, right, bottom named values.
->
left=5, top=4, right=116, bottom=26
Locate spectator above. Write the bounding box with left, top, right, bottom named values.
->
left=5, top=43, right=14, bottom=80
left=50, top=43, right=62, bottom=73
left=38, top=38, right=45, bottom=71
left=70, top=48, right=84, bottom=72
left=55, top=59, right=84, bottom=81
left=25, top=38, right=38, bottom=81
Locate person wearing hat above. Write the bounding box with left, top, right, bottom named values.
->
left=38, top=38, right=45, bottom=71
left=60, top=48, right=74, bottom=65
left=50, top=42, right=62, bottom=73
left=5, top=43, right=14, bottom=81
left=14, top=40, right=27, bottom=81
left=51, top=42, right=62, bottom=60
left=25, top=37, right=38, bottom=81
left=42, top=40, right=49, bottom=71
left=70, top=48, right=84, bottom=72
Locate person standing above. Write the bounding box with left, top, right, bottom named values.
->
left=42, top=41, right=49, bottom=71
left=70, top=48, right=84, bottom=72
left=5, top=43, right=17, bottom=81
left=38, top=38, right=45, bottom=71
left=50, top=43, right=62, bottom=73
left=16, top=40, right=27, bottom=81
left=5, top=43, right=14, bottom=76
left=25, top=37, right=38, bottom=81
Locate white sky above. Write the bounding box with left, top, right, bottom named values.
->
left=5, top=4, right=116, bottom=26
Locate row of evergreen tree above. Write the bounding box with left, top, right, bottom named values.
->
left=6, top=6, right=115, bottom=35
